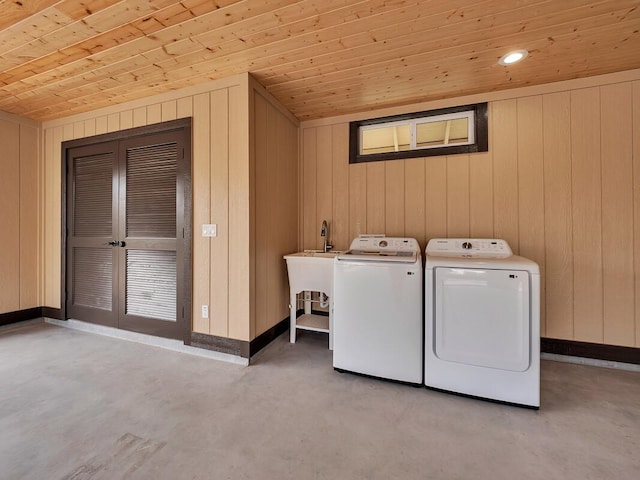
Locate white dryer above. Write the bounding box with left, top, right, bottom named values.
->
left=425, top=238, right=540, bottom=408
left=333, top=236, right=423, bottom=384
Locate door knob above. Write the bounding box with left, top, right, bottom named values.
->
left=118, top=241, right=126, bottom=247
left=104, top=241, right=118, bottom=246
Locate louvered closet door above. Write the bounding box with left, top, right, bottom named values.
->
left=116, top=131, right=185, bottom=339
left=66, top=142, right=119, bottom=327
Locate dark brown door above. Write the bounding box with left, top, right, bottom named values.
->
left=66, top=128, right=187, bottom=339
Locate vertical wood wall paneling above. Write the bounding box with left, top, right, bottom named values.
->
left=133, top=107, right=147, bottom=127
left=404, top=157, right=426, bottom=247
left=634, top=81, right=640, bottom=347
left=571, top=87, right=603, bottom=343
left=227, top=84, right=251, bottom=341
left=302, top=128, right=318, bottom=249
left=120, top=110, right=133, bottom=130
left=385, top=160, right=405, bottom=237
left=192, top=92, right=211, bottom=334
left=469, top=104, right=494, bottom=238
left=316, top=125, right=333, bottom=247
left=424, top=156, right=447, bottom=240
left=107, top=113, right=119, bottom=133
left=84, top=118, right=96, bottom=137
left=95, top=116, right=107, bottom=135
left=366, top=162, right=385, bottom=234
left=349, top=161, right=367, bottom=240
left=446, top=154, right=470, bottom=238
left=73, top=121, right=85, bottom=140
left=161, top=101, right=177, bottom=122
left=254, top=93, right=269, bottom=336
left=177, top=97, right=193, bottom=119
left=516, top=96, right=546, bottom=335
left=332, top=123, right=350, bottom=250
left=48, top=126, right=63, bottom=307
left=491, top=99, right=519, bottom=252
left=542, top=91, right=574, bottom=340
left=0, top=119, right=20, bottom=313
left=210, top=89, right=230, bottom=338
left=147, top=104, right=162, bottom=124
left=20, top=125, right=39, bottom=309
left=600, top=83, right=634, bottom=346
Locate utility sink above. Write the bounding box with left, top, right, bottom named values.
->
left=283, top=250, right=342, bottom=350
left=283, top=251, right=341, bottom=295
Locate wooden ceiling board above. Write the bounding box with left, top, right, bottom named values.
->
left=0, top=0, right=638, bottom=121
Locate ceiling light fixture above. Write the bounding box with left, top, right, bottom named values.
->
left=498, top=49, right=529, bottom=66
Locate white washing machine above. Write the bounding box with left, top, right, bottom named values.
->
left=333, top=236, right=422, bottom=384
left=425, top=238, right=540, bottom=408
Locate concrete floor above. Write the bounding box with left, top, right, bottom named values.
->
left=1, top=322, right=639, bottom=480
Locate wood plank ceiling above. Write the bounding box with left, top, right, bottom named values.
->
left=0, top=0, right=639, bottom=122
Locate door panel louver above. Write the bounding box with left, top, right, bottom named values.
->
left=126, top=250, right=176, bottom=322
left=73, top=153, right=113, bottom=237
left=73, top=247, right=113, bottom=310
left=126, top=143, right=177, bottom=238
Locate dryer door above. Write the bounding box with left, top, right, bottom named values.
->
left=433, top=267, right=530, bottom=372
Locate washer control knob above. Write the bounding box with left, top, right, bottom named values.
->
left=379, top=240, right=388, bottom=248
left=462, top=241, right=472, bottom=250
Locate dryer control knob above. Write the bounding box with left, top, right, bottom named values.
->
left=462, top=241, right=472, bottom=249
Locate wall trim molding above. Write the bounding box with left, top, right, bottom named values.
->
left=0, top=307, right=63, bottom=327
left=191, top=317, right=290, bottom=359
left=541, top=338, right=639, bottom=365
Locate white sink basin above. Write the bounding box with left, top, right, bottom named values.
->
left=283, top=251, right=341, bottom=295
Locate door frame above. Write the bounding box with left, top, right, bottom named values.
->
left=60, top=118, right=193, bottom=344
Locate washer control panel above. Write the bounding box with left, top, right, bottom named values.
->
left=426, top=238, right=512, bottom=258
left=349, top=235, right=420, bottom=253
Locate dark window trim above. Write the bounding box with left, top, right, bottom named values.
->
left=60, top=118, right=193, bottom=344
left=349, top=103, right=488, bottom=164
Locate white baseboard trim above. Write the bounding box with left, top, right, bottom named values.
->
left=44, top=318, right=249, bottom=366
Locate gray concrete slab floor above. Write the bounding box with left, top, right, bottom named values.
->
left=1, top=322, right=639, bottom=480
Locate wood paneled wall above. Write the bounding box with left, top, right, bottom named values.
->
left=300, top=75, right=640, bottom=348
left=0, top=111, right=39, bottom=314
left=41, top=73, right=298, bottom=342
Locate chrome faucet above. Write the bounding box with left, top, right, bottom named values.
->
left=321, top=220, right=333, bottom=252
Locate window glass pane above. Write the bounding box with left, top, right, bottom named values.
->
left=360, top=123, right=411, bottom=155
left=416, top=117, right=469, bottom=148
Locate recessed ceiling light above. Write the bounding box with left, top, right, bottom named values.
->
left=498, top=49, right=529, bottom=66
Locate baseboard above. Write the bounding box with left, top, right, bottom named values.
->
left=191, top=317, right=290, bottom=359
left=0, top=306, right=63, bottom=327
left=541, top=337, right=640, bottom=365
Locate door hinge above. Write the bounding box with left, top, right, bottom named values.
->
left=182, top=306, right=184, bottom=318
left=182, top=228, right=185, bottom=238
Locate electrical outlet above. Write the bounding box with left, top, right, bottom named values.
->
left=202, top=224, right=217, bottom=237
left=202, top=305, right=209, bottom=318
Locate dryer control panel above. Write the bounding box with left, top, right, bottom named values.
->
left=426, top=238, right=512, bottom=258
left=349, top=235, right=420, bottom=253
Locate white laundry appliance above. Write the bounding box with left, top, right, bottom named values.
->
left=333, top=236, right=423, bottom=384
left=425, top=238, right=540, bottom=408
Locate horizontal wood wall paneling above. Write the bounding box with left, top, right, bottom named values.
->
left=571, top=87, right=603, bottom=344
left=542, top=91, right=574, bottom=340
left=192, top=92, right=210, bottom=335
left=635, top=81, right=640, bottom=348
left=516, top=96, right=546, bottom=336
left=210, top=89, right=230, bottom=338
left=19, top=125, right=39, bottom=309
left=601, top=83, right=635, bottom=347
left=0, top=119, right=21, bottom=313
